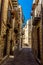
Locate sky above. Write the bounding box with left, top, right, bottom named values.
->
left=18, top=0, right=33, bottom=27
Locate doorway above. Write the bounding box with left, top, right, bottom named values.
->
left=3, top=29, right=9, bottom=57
left=3, top=35, right=7, bottom=57
left=10, top=40, right=13, bottom=55
left=37, top=27, right=40, bottom=59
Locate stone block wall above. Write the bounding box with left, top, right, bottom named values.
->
left=32, top=19, right=43, bottom=65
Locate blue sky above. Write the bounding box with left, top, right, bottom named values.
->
left=18, top=0, right=33, bottom=26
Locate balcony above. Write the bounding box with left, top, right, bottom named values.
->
left=21, top=30, right=25, bottom=35
left=32, top=4, right=41, bottom=26
left=7, top=21, right=12, bottom=29
left=11, top=9, right=18, bottom=20
left=32, top=3, right=36, bottom=10
left=32, top=16, right=41, bottom=26
left=7, top=23, right=12, bottom=28
left=14, top=27, right=18, bottom=33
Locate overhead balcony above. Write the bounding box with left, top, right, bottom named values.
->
left=14, top=28, right=18, bottom=33
left=11, top=9, right=18, bottom=20
left=7, top=23, right=12, bottom=29
left=21, top=30, right=25, bottom=35
left=11, top=12, right=14, bottom=19
left=14, top=22, right=20, bottom=34
left=32, top=4, right=41, bottom=26
left=32, top=16, right=41, bottom=26
left=32, top=3, right=36, bottom=10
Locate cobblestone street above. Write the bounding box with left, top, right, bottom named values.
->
left=1, top=48, right=39, bottom=65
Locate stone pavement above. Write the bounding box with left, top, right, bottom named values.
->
left=1, top=48, right=39, bottom=65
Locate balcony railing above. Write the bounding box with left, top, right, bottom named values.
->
left=32, top=16, right=41, bottom=26
left=32, top=4, right=41, bottom=26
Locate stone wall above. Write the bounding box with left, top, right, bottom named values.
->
left=32, top=17, right=43, bottom=64
left=0, top=0, right=14, bottom=63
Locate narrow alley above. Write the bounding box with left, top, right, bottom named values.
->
left=1, top=48, right=39, bottom=65
left=0, top=0, right=43, bottom=65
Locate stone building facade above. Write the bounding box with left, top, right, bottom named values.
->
left=28, top=19, right=32, bottom=48
left=0, top=0, right=15, bottom=63
left=22, top=21, right=29, bottom=48
left=32, top=0, right=43, bottom=65
left=0, top=0, right=23, bottom=64
left=17, top=5, right=23, bottom=50
left=22, top=19, right=32, bottom=48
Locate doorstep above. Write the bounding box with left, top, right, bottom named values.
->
left=0, top=55, right=8, bottom=65
left=9, top=55, right=14, bottom=58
